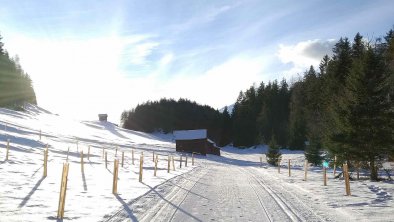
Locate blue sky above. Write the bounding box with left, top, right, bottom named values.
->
left=1, top=0, right=393, bottom=122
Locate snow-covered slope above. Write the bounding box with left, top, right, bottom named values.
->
left=0, top=104, right=194, bottom=221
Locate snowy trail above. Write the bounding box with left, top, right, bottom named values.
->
left=104, top=151, right=347, bottom=222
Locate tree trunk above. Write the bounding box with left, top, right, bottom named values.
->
left=370, top=159, right=378, bottom=181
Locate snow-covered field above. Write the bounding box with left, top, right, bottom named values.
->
left=1, top=104, right=393, bottom=221
left=0, top=104, right=195, bottom=221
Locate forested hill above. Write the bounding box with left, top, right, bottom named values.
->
left=121, top=98, right=232, bottom=146
left=0, top=34, right=37, bottom=109
left=232, top=29, right=393, bottom=179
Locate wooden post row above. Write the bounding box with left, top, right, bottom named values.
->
left=343, top=164, right=351, bottom=196
left=288, top=159, right=291, bottom=177
left=139, top=153, right=144, bottom=182
left=44, top=148, right=48, bottom=177
left=57, top=163, right=69, bottom=219
left=113, top=159, right=119, bottom=194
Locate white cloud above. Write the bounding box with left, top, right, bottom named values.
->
left=156, top=56, right=268, bottom=109
left=128, top=41, right=160, bottom=65
left=277, top=39, right=335, bottom=77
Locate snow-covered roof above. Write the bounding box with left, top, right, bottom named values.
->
left=174, top=129, right=207, bottom=140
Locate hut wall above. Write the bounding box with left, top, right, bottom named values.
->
left=176, top=139, right=207, bottom=155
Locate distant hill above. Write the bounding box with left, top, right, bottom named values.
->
left=219, top=104, right=234, bottom=115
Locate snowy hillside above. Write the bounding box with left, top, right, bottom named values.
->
left=0, top=104, right=194, bottom=221
left=1, top=104, right=393, bottom=222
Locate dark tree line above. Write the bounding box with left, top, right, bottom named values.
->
left=0, top=34, right=37, bottom=109
left=121, top=98, right=231, bottom=146
left=231, top=29, right=394, bottom=180
left=121, top=29, right=393, bottom=180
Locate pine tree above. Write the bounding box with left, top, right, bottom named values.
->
left=330, top=32, right=394, bottom=180
left=266, top=135, right=282, bottom=166
left=305, top=139, right=323, bottom=166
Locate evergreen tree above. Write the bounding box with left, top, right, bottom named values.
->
left=266, top=135, right=282, bottom=166
left=219, top=106, right=232, bottom=146
left=305, top=139, right=323, bottom=166
left=0, top=33, right=37, bottom=108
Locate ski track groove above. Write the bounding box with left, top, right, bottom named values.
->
left=241, top=168, right=273, bottom=222
left=248, top=166, right=327, bottom=222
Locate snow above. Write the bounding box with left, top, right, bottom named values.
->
left=0, top=104, right=196, bottom=221
left=106, top=145, right=394, bottom=222
left=173, top=129, right=207, bottom=140
left=1, top=105, right=393, bottom=221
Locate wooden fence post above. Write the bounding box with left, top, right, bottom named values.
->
left=132, top=149, right=135, bottom=165
left=288, top=159, right=291, bottom=177
left=113, top=159, right=119, bottom=194
left=81, top=151, right=84, bottom=173
left=167, top=155, right=170, bottom=173
left=105, top=152, right=108, bottom=168
left=44, top=148, right=48, bottom=177
left=185, top=156, right=188, bottom=167
left=333, top=155, right=337, bottom=176
left=180, top=155, right=182, bottom=168
left=88, top=146, right=90, bottom=160
left=139, top=153, right=144, bottom=182
left=154, top=156, right=158, bottom=176
left=192, top=153, right=195, bottom=166
left=172, top=156, right=175, bottom=171
left=260, top=156, right=263, bottom=167
left=57, top=163, right=69, bottom=219
left=304, top=160, right=308, bottom=181
left=278, top=160, right=280, bottom=173
left=6, top=139, right=10, bottom=161
left=323, top=167, right=327, bottom=186
left=121, top=151, right=124, bottom=167
left=343, top=164, right=351, bottom=196
left=66, top=147, right=70, bottom=162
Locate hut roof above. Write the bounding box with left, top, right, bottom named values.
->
left=174, top=129, right=207, bottom=140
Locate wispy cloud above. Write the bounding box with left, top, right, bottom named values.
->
left=277, top=39, right=336, bottom=77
